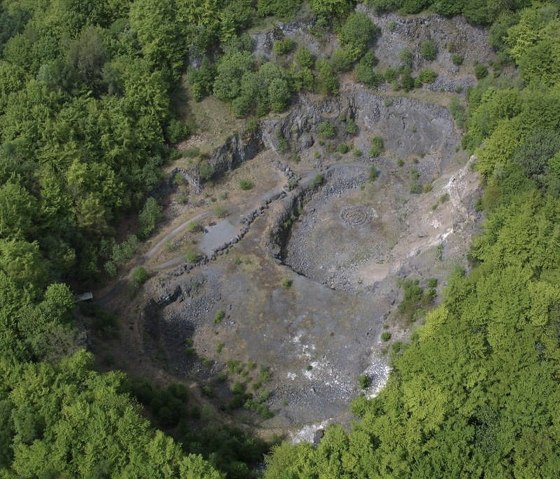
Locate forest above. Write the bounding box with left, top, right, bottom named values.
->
left=0, top=0, right=559, bottom=477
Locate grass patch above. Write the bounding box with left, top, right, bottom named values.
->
left=239, top=179, right=254, bottom=190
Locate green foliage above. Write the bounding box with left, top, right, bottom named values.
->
left=420, top=39, right=438, bottom=60
left=273, top=38, right=297, bottom=56
left=239, top=179, right=254, bottom=190
left=452, top=53, right=464, bottom=65
left=474, top=63, right=489, bottom=79
left=138, top=197, right=162, bottom=239
left=369, top=136, right=385, bottom=157
left=310, top=0, right=355, bottom=18
left=354, top=51, right=383, bottom=88
left=339, top=13, right=379, bottom=62
left=369, top=166, right=379, bottom=182
left=257, top=0, right=302, bottom=18
left=417, top=68, right=438, bottom=84
left=337, top=143, right=350, bottom=154
left=214, top=309, right=226, bottom=324
left=131, top=266, right=149, bottom=288
left=214, top=50, right=255, bottom=102
left=357, top=374, right=371, bottom=389
left=281, top=278, right=293, bottom=289
left=0, top=351, right=222, bottom=478
left=187, top=59, right=216, bottom=102
left=399, top=48, right=413, bottom=67
left=313, top=174, right=325, bottom=186
left=315, top=58, right=339, bottom=95
left=318, top=121, right=336, bottom=139
left=184, top=248, right=201, bottom=263
left=381, top=331, right=392, bottom=341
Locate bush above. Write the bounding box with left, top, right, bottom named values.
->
left=257, top=0, right=302, bottom=18
left=197, top=159, right=214, bottom=181
left=381, top=331, right=392, bottom=342
left=239, top=179, right=254, bottom=190
left=452, top=54, right=464, bottom=66
left=399, top=48, right=413, bottom=67
left=331, top=48, right=355, bottom=73
left=281, top=278, right=293, bottom=289
left=417, top=69, right=438, bottom=84
left=318, top=121, right=336, bottom=139
left=369, top=136, right=384, bottom=157
left=214, top=309, right=225, bottom=324
left=131, top=267, right=149, bottom=287
left=186, top=221, right=201, bottom=233
left=340, top=12, right=379, bottom=62
left=337, top=143, right=350, bottom=154
left=138, top=197, right=162, bottom=239
left=354, top=52, right=383, bottom=88
left=369, top=166, right=379, bottom=182
left=315, top=58, right=339, bottom=95
left=213, top=205, right=229, bottom=218
left=293, top=47, right=315, bottom=69
left=273, top=38, right=297, bottom=56
left=345, top=119, right=359, bottom=135
left=474, top=64, right=489, bottom=79
left=357, top=374, right=371, bottom=389
left=420, top=40, right=438, bottom=61
left=187, top=59, right=215, bottom=102
left=184, top=248, right=200, bottom=263
left=313, top=174, right=325, bottom=186
left=166, top=119, right=187, bottom=144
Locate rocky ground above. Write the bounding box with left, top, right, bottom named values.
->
left=96, top=10, right=491, bottom=439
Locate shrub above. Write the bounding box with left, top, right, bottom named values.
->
left=313, top=174, right=325, bottom=186
left=399, top=48, right=413, bottom=67
left=166, top=119, right=187, bottom=144
left=381, top=332, right=392, bottom=342
left=345, top=119, right=358, bottom=135
left=197, top=159, right=214, bottom=181
left=339, top=12, right=379, bottom=62
left=184, top=248, right=200, bottom=263
left=293, top=47, right=315, bottom=69
left=318, top=121, right=336, bottom=139
left=183, top=146, right=200, bottom=158
left=354, top=52, right=383, bottom=88
left=268, top=77, right=291, bottom=112
left=131, top=267, right=149, bottom=287
left=369, top=166, right=379, bottom=182
left=273, top=38, right=297, bottom=56
left=417, top=69, right=438, bottom=84
left=281, top=278, right=293, bottom=289
left=315, top=58, right=339, bottom=95
left=257, top=0, right=302, bottom=18
left=239, top=179, right=254, bottom=190
left=138, top=197, right=162, bottom=239
left=357, top=374, right=371, bottom=389
left=214, top=309, right=225, bottom=324
left=213, top=205, right=229, bottom=218
left=420, top=40, right=438, bottom=61
left=187, top=59, right=216, bottom=102
left=401, top=72, right=415, bottom=92
left=474, top=64, right=489, bottom=79
left=452, top=54, right=464, bottom=66
left=331, top=48, right=355, bottom=73
left=369, top=136, right=384, bottom=157
left=186, top=221, right=201, bottom=233
left=337, top=143, right=350, bottom=154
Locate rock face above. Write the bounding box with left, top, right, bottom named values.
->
left=208, top=130, right=264, bottom=178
